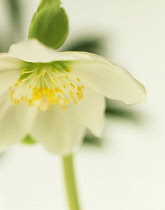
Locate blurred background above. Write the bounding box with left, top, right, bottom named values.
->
left=0, top=0, right=165, bottom=209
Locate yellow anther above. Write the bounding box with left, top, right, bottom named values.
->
left=69, top=90, right=74, bottom=96
left=76, top=92, right=83, bottom=100
left=70, top=83, right=75, bottom=89
left=21, top=68, right=27, bottom=75
left=63, top=99, right=69, bottom=104
left=48, top=89, right=54, bottom=95
left=36, top=74, right=40, bottom=78
left=55, top=87, right=63, bottom=93
left=14, top=99, right=20, bottom=104
left=73, top=99, right=78, bottom=105
left=61, top=105, right=67, bottom=110
left=57, top=95, right=62, bottom=100
left=76, top=78, right=81, bottom=82
left=66, top=68, right=72, bottom=72
left=10, top=90, right=15, bottom=100
left=33, top=87, right=38, bottom=91
left=28, top=99, right=34, bottom=106
left=41, top=87, right=46, bottom=94
left=42, top=69, right=47, bottom=76
left=53, top=99, right=59, bottom=105
left=64, top=74, right=69, bottom=79
left=76, top=86, right=82, bottom=92
left=18, top=80, right=22, bottom=84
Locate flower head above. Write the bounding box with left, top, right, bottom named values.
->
left=0, top=40, right=146, bottom=154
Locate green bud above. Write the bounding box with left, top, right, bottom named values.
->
left=22, top=135, right=36, bottom=145
left=28, top=0, right=69, bottom=49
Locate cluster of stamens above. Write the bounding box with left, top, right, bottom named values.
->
left=9, top=61, right=84, bottom=110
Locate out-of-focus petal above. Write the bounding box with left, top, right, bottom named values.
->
left=65, top=52, right=146, bottom=105
left=31, top=105, right=85, bottom=155
left=74, top=85, right=105, bottom=137
left=0, top=99, right=36, bottom=151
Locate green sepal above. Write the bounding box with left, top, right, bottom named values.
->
left=37, top=0, right=61, bottom=10
left=83, top=132, right=102, bottom=147
left=22, top=135, right=36, bottom=145
left=28, top=0, right=69, bottom=49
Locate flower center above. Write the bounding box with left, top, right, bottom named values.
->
left=9, top=61, right=84, bottom=110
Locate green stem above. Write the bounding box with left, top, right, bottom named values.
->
left=62, top=154, right=81, bottom=210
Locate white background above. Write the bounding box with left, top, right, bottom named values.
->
left=0, top=0, right=165, bottom=209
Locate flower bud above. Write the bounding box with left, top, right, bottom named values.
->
left=28, top=0, right=69, bottom=49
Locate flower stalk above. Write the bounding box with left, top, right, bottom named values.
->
left=62, top=154, right=81, bottom=210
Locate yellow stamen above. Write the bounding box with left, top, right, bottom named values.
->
left=9, top=63, right=85, bottom=111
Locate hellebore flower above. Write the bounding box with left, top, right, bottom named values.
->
left=0, top=40, right=146, bottom=154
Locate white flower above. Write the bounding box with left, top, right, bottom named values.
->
left=0, top=39, right=146, bottom=154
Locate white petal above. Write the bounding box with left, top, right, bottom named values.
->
left=0, top=99, right=36, bottom=151
left=66, top=52, right=146, bottom=105
left=74, top=85, right=105, bottom=137
left=31, top=106, right=85, bottom=155
left=8, top=40, right=84, bottom=63
left=0, top=54, right=22, bottom=70
left=31, top=86, right=105, bottom=154
left=0, top=70, right=20, bottom=95
left=0, top=55, right=21, bottom=95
